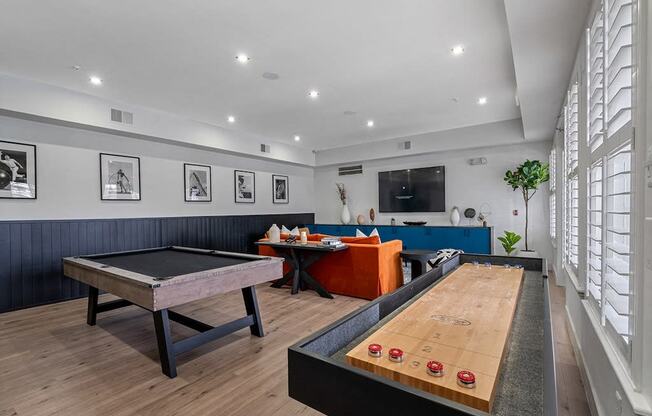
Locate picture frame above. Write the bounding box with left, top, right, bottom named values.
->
left=100, top=153, right=141, bottom=201
left=184, top=163, right=212, bottom=202
left=234, top=170, right=255, bottom=203
left=0, top=140, right=37, bottom=199
left=272, top=174, right=289, bottom=204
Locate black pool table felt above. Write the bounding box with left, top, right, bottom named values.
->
left=87, top=248, right=254, bottom=278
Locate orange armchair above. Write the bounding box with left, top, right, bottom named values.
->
left=258, top=234, right=403, bottom=300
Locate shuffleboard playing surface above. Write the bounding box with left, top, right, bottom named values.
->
left=345, top=263, right=524, bottom=413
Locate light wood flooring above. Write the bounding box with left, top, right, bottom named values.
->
left=549, top=273, right=592, bottom=416
left=1, top=277, right=592, bottom=416
left=0, top=285, right=364, bottom=416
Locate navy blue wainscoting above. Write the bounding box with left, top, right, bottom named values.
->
left=307, top=224, right=493, bottom=254
left=0, top=213, right=314, bottom=313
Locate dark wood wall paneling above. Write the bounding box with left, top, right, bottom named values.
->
left=0, top=213, right=314, bottom=313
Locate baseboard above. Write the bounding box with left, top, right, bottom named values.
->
left=564, top=305, right=601, bottom=416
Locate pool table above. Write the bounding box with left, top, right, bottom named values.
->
left=63, top=246, right=284, bottom=378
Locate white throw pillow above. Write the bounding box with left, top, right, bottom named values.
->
left=281, top=225, right=291, bottom=234
left=356, top=229, right=367, bottom=237
left=290, top=226, right=300, bottom=236
left=369, top=228, right=381, bottom=243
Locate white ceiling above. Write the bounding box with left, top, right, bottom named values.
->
left=0, top=0, right=522, bottom=151
left=504, top=0, right=591, bottom=142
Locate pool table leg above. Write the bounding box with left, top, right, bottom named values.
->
left=242, top=286, right=264, bottom=337
left=87, top=286, right=99, bottom=326
left=153, top=309, right=177, bottom=378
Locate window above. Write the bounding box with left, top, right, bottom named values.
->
left=564, top=85, right=580, bottom=274
left=567, top=176, right=579, bottom=271
left=588, top=5, right=604, bottom=151
left=604, top=143, right=632, bottom=347
left=587, top=160, right=603, bottom=307
left=605, top=0, right=633, bottom=136
left=567, top=85, right=580, bottom=172
left=550, top=194, right=557, bottom=240
left=581, top=0, right=635, bottom=358
left=549, top=148, right=557, bottom=240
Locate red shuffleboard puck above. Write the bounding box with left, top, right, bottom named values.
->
left=388, top=348, right=404, bottom=363
left=426, top=361, right=444, bottom=377
left=457, top=370, right=476, bottom=388
left=368, top=343, right=383, bottom=358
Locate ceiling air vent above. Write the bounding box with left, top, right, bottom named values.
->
left=400, top=140, right=411, bottom=150
left=338, top=165, right=363, bottom=176
left=260, top=144, right=271, bottom=153
left=110, top=108, right=133, bottom=125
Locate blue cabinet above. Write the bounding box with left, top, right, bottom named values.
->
left=306, top=224, right=493, bottom=254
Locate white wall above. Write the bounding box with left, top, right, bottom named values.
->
left=0, top=74, right=315, bottom=166
left=315, top=118, right=525, bottom=166
left=0, top=115, right=314, bottom=220
left=314, top=141, right=553, bottom=261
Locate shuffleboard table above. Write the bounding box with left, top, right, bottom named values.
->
left=63, top=246, right=283, bottom=378
left=287, top=254, right=557, bottom=416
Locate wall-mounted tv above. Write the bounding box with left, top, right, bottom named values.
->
left=378, top=166, right=445, bottom=212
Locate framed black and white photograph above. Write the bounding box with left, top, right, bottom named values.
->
left=272, top=174, right=289, bottom=204
left=234, top=170, right=255, bottom=203
left=100, top=153, right=141, bottom=200
left=184, top=163, right=212, bottom=202
left=0, top=140, right=37, bottom=199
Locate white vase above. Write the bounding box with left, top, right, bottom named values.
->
left=450, top=206, right=461, bottom=226
left=340, top=204, right=351, bottom=224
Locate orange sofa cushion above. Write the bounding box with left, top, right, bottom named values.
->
left=339, top=236, right=381, bottom=245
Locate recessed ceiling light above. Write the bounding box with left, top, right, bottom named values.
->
left=308, top=90, right=319, bottom=99
left=294, top=135, right=301, bottom=142
left=367, top=120, right=375, bottom=127
left=227, top=115, right=236, bottom=123
left=89, top=76, right=102, bottom=86
left=477, top=97, right=488, bottom=105
left=235, top=54, right=250, bottom=63
left=451, top=45, right=465, bottom=56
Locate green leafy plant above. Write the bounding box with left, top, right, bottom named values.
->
left=498, top=231, right=522, bottom=255
left=504, top=160, right=549, bottom=251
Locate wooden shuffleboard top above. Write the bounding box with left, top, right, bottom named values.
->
left=345, top=263, right=524, bottom=413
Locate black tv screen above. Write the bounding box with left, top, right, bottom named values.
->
left=378, top=166, right=445, bottom=212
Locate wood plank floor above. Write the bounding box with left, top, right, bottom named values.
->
left=548, top=273, right=592, bottom=416
left=0, top=285, right=364, bottom=416
left=1, top=277, right=593, bottom=416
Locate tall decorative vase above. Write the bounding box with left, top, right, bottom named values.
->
left=450, top=206, right=461, bottom=226
left=340, top=204, right=351, bottom=224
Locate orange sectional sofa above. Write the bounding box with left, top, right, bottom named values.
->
left=257, top=233, right=403, bottom=300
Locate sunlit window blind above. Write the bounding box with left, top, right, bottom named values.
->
left=568, top=177, right=579, bottom=270
left=604, top=143, right=632, bottom=345
left=605, top=0, right=633, bottom=136
left=588, top=6, right=604, bottom=151
left=567, top=86, right=580, bottom=172
left=549, top=148, right=557, bottom=190
left=587, top=161, right=603, bottom=307
left=550, top=194, right=557, bottom=240
left=549, top=148, right=557, bottom=240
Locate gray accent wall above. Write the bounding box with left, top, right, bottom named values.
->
left=0, top=213, right=313, bottom=313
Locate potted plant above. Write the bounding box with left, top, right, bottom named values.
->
left=498, top=231, right=522, bottom=256
left=504, top=160, right=549, bottom=252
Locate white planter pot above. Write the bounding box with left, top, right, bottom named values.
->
left=450, top=206, right=461, bottom=226
left=340, top=204, right=351, bottom=224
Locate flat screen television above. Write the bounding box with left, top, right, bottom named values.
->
left=378, top=166, right=445, bottom=212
